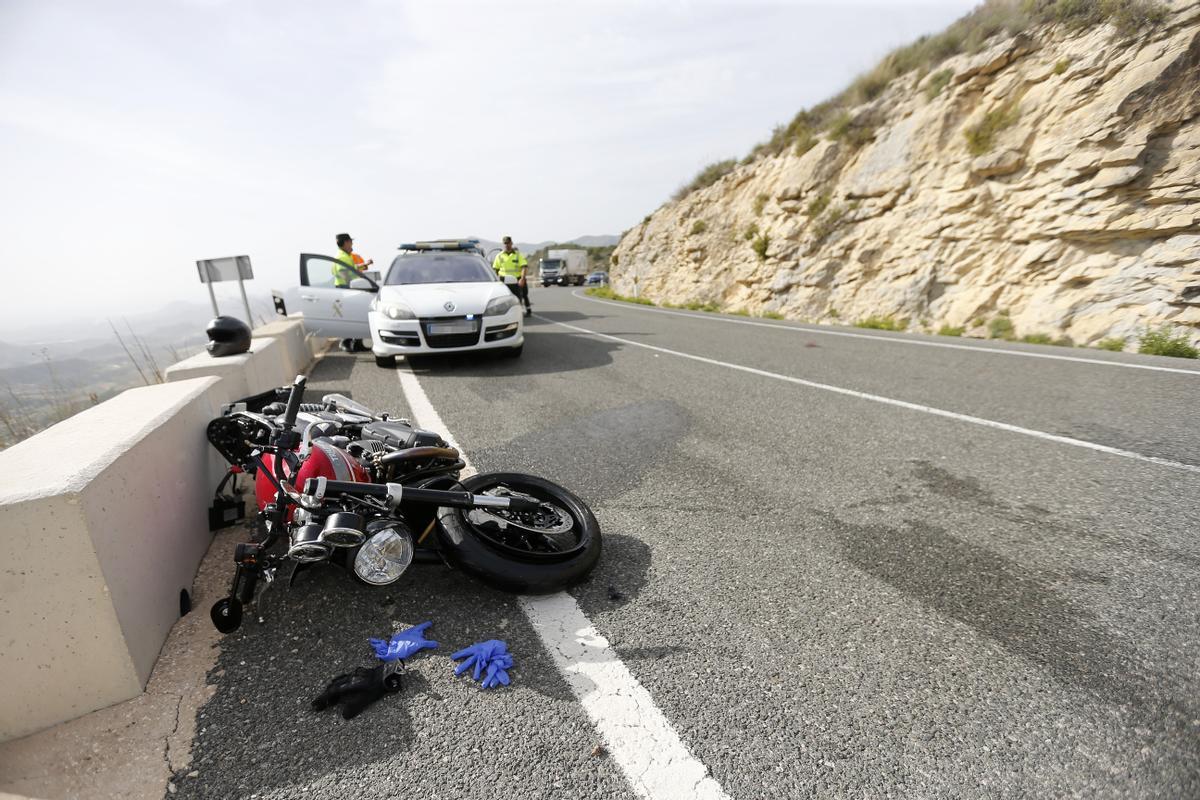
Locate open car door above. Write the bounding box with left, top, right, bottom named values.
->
left=296, top=253, right=377, bottom=340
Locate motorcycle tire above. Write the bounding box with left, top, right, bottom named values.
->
left=436, top=472, right=601, bottom=594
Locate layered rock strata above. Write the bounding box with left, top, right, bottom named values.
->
left=612, top=3, right=1200, bottom=345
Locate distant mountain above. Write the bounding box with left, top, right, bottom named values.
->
left=0, top=340, right=40, bottom=370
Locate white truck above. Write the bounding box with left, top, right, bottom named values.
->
left=539, top=249, right=589, bottom=286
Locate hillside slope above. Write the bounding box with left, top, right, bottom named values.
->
left=612, top=1, right=1200, bottom=346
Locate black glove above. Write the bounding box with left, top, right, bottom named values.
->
left=311, top=663, right=402, bottom=719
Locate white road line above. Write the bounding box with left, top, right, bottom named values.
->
left=572, top=290, right=1200, bottom=377
left=541, top=317, right=1200, bottom=476
left=395, top=367, right=474, bottom=476
left=392, top=364, right=731, bottom=800
left=519, top=593, right=730, bottom=800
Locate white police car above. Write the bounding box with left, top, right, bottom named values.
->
left=279, top=240, right=524, bottom=367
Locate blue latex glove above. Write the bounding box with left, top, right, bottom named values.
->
left=369, top=621, right=438, bottom=662
left=452, top=639, right=514, bottom=689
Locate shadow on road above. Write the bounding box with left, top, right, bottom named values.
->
left=830, top=511, right=1199, bottom=747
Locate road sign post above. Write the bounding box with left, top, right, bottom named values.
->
left=197, top=255, right=255, bottom=325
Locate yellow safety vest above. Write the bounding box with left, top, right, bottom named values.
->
left=333, top=250, right=356, bottom=287
left=493, top=250, right=527, bottom=279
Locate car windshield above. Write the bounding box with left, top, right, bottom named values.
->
left=542, top=259, right=563, bottom=269
left=385, top=253, right=495, bottom=285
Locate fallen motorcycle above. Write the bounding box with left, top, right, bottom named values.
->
left=204, top=375, right=601, bottom=633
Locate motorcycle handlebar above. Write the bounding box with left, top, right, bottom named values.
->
left=281, top=375, right=307, bottom=430
left=303, top=478, right=542, bottom=512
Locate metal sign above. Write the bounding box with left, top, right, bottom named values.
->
left=196, top=255, right=254, bottom=324
left=197, top=255, right=254, bottom=283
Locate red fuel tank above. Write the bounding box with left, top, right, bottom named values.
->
left=255, top=440, right=369, bottom=515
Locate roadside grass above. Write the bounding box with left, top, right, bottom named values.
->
left=856, top=315, right=907, bottom=331
left=988, top=315, right=1015, bottom=340
left=582, top=292, right=1195, bottom=360
left=828, top=112, right=877, bottom=149
left=925, top=68, right=954, bottom=100
left=1021, top=332, right=1074, bottom=346
left=751, top=233, right=770, bottom=260
left=794, top=132, right=818, bottom=157
left=1137, top=326, right=1199, bottom=358
left=753, top=194, right=769, bottom=216
left=664, top=300, right=722, bottom=313
left=672, top=159, right=738, bottom=201
left=743, top=223, right=759, bottom=241
left=1054, top=57, right=1071, bottom=75
left=1055, top=0, right=1169, bottom=36
left=811, top=204, right=849, bottom=243
left=718, top=0, right=1169, bottom=183
left=965, top=101, right=1020, bottom=156
left=689, top=220, right=708, bottom=236
left=585, top=286, right=655, bottom=305
left=807, top=191, right=832, bottom=217
left=583, top=289, right=799, bottom=321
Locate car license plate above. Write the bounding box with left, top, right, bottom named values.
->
left=428, top=321, right=476, bottom=335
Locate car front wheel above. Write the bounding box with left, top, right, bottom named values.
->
left=375, top=354, right=396, bottom=368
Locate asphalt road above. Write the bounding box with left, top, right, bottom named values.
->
left=175, top=287, right=1200, bottom=799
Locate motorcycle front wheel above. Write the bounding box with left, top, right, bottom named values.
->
left=436, top=472, right=601, bottom=594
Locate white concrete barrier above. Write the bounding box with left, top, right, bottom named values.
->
left=0, top=377, right=222, bottom=741
left=0, top=318, right=317, bottom=742
left=248, top=317, right=316, bottom=378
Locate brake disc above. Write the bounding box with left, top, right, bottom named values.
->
left=467, top=488, right=574, bottom=537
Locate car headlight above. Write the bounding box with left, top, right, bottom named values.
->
left=353, top=526, right=414, bottom=586
left=485, top=295, right=518, bottom=316
left=382, top=303, right=416, bottom=320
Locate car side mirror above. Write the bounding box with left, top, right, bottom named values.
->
left=349, top=277, right=375, bottom=291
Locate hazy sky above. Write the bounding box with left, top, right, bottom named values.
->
left=0, top=0, right=977, bottom=336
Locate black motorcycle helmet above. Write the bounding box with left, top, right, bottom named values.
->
left=206, top=316, right=252, bottom=357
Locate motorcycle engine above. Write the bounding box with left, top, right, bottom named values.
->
left=360, top=420, right=446, bottom=451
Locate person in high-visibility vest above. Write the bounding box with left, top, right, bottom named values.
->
left=492, top=235, right=531, bottom=317
left=334, top=232, right=373, bottom=288
left=333, top=232, right=374, bottom=351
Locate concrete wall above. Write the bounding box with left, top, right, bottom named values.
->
left=254, top=316, right=322, bottom=377
left=0, top=318, right=313, bottom=742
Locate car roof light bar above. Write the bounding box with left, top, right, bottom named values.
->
left=397, top=239, right=482, bottom=251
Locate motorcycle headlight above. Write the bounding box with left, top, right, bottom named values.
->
left=353, top=526, right=414, bottom=586
left=383, top=303, right=416, bottom=320
left=485, top=295, right=518, bottom=316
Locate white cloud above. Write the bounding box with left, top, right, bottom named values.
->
left=0, top=0, right=978, bottom=333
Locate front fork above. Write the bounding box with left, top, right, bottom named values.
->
left=232, top=542, right=266, bottom=602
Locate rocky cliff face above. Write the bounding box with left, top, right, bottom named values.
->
left=612, top=2, right=1200, bottom=346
